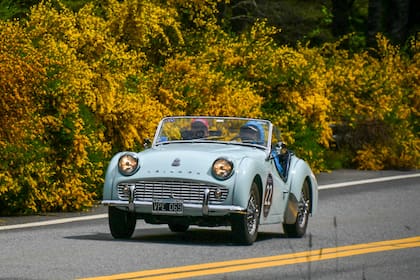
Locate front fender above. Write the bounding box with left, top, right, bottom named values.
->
left=232, top=157, right=265, bottom=210
left=103, top=152, right=125, bottom=200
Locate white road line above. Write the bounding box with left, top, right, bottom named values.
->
left=0, top=213, right=107, bottom=231
left=1, top=173, right=419, bottom=231
left=318, top=173, right=420, bottom=190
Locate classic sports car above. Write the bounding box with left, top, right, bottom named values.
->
left=102, top=116, right=318, bottom=244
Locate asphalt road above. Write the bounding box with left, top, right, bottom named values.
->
left=0, top=169, right=419, bottom=280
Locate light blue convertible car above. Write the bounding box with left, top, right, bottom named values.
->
left=102, top=116, right=318, bottom=244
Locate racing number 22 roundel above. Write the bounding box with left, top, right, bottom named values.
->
left=263, top=174, right=274, bottom=217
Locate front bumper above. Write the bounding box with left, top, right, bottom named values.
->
left=102, top=200, right=246, bottom=216
left=103, top=182, right=246, bottom=216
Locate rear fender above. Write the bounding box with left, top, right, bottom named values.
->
left=284, top=159, right=318, bottom=223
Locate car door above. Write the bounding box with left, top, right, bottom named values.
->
left=259, top=158, right=289, bottom=224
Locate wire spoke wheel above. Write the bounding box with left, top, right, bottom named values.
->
left=297, top=187, right=310, bottom=227
left=231, top=181, right=261, bottom=245
left=246, top=189, right=259, bottom=236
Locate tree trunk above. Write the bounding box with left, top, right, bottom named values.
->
left=389, top=0, right=410, bottom=44
left=332, top=0, right=353, bottom=37
left=368, top=0, right=411, bottom=46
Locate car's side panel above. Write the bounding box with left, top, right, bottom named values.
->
left=232, top=156, right=291, bottom=225
left=259, top=160, right=289, bottom=224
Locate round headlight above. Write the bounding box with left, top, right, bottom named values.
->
left=212, top=158, right=234, bottom=180
left=118, top=154, right=139, bottom=176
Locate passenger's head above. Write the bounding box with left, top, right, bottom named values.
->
left=191, top=118, right=209, bottom=138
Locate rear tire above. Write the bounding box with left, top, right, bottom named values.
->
left=108, top=206, right=136, bottom=239
left=283, top=180, right=310, bottom=237
left=231, top=182, right=261, bottom=245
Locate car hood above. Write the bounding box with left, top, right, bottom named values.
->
left=135, top=143, right=266, bottom=179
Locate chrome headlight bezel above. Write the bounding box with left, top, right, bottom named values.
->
left=118, top=153, right=139, bottom=176
left=212, top=158, right=234, bottom=180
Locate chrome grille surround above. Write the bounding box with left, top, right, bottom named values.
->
left=117, top=180, right=229, bottom=204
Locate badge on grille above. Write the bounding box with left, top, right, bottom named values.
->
left=171, top=158, right=181, bottom=166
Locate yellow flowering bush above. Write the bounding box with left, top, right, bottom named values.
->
left=185, top=20, right=333, bottom=170
left=0, top=21, right=39, bottom=212
left=323, top=35, right=419, bottom=170
left=148, top=55, right=262, bottom=117
left=0, top=2, right=166, bottom=213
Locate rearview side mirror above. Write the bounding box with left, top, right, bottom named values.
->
left=143, top=138, right=152, bottom=148
left=275, top=142, right=288, bottom=154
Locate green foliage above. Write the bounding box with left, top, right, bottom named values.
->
left=0, top=0, right=418, bottom=214
left=0, top=0, right=37, bottom=19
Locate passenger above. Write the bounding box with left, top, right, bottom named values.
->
left=191, top=118, right=209, bottom=139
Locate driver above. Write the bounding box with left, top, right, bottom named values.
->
left=239, top=121, right=265, bottom=145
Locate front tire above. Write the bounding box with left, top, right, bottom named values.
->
left=108, top=206, right=136, bottom=239
left=231, top=182, right=261, bottom=245
left=283, top=180, right=310, bottom=237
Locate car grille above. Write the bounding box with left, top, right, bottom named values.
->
left=117, top=180, right=229, bottom=204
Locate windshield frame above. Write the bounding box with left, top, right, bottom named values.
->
left=152, top=116, right=273, bottom=152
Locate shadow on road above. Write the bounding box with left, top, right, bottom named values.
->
left=65, top=227, right=286, bottom=246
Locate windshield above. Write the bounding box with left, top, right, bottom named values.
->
left=153, top=116, right=272, bottom=149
